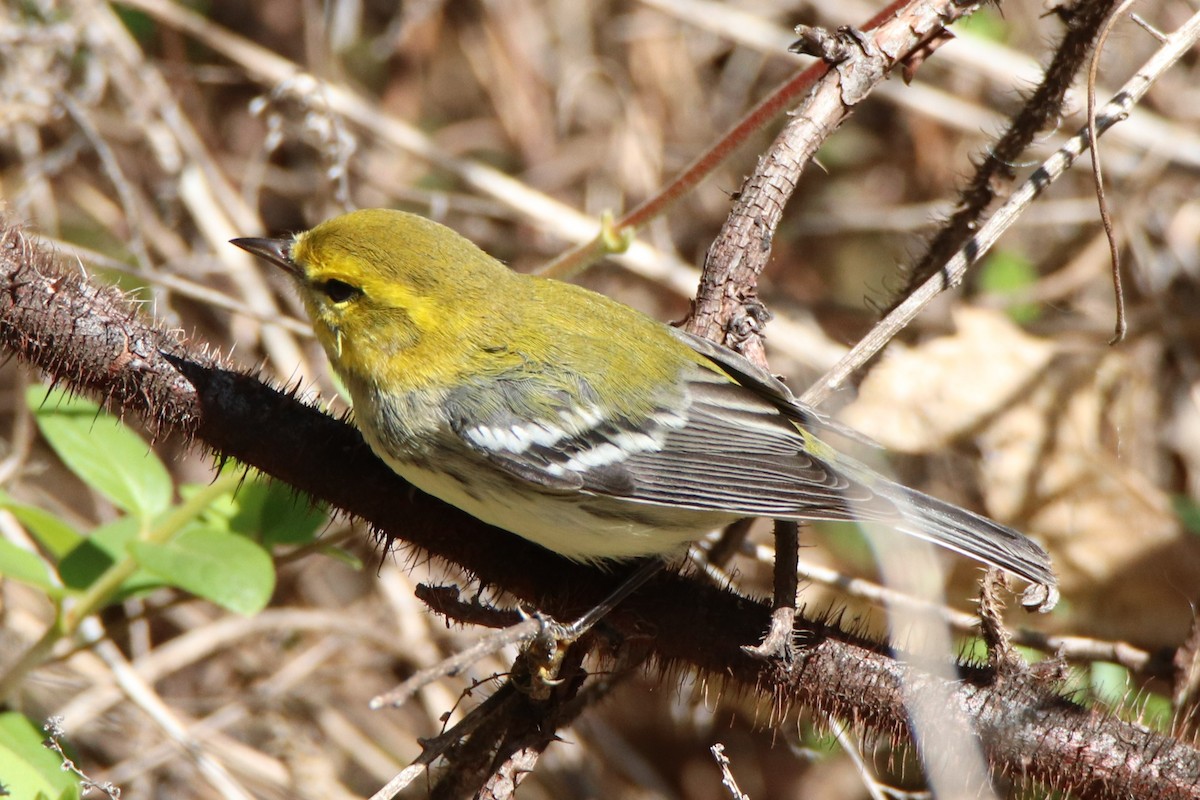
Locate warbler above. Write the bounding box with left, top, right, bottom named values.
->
left=232, top=209, right=1057, bottom=611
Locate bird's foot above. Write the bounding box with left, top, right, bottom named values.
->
left=742, top=605, right=797, bottom=663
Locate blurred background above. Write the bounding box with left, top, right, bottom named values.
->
left=2, top=0, right=1200, bottom=797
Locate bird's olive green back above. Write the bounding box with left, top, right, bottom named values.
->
left=288, top=209, right=719, bottom=421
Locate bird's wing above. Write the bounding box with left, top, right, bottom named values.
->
left=445, top=334, right=1057, bottom=597
left=667, top=328, right=881, bottom=448
left=444, top=355, right=879, bottom=519
left=606, top=366, right=882, bottom=518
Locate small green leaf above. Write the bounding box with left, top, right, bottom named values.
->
left=955, top=8, right=1010, bottom=43
left=812, top=520, right=874, bottom=570
left=181, top=481, right=239, bottom=529
left=0, top=492, right=84, bottom=559
left=114, top=6, right=156, bottom=44
left=1139, top=691, right=1173, bottom=732
left=242, top=480, right=326, bottom=546
left=0, top=712, right=81, bottom=800
left=57, top=517, right=162, bottom=597
left=0, top=540, right=61, bottom=595
left=958, top=635, right=988, bottom=665
left=29, top=386, right=172, bottom=521
left=260, top=489, right=325, bottom=546
left=189, top=475, right=327, bottom=547
left=130, top=526, right=275, bottom=615
left=1060, top=664, right=1090, bottom=698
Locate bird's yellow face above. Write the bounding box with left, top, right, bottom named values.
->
left=234, top=209, right=513, bottom=389
left=288, top=228, right=425, bottom=371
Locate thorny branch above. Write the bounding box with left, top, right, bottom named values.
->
left=896, top=0, right=1123, bottom=305
left=3, top=210, right=1200, bottom=797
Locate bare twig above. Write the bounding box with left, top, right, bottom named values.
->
left=76, top=618, right=256, bottom=800
left=711, top=743, right=750, bottom=800
left=1087, top=0, right=1140, bottom=344
left=370, top=619, right=537, bottom=710
left=42, top=717, right=122, bottom=800
left=825, top=717, right=892, bottom=800
left=538, top=0, right=914, bottom=280
left=107, top=0, right=845, bottom=378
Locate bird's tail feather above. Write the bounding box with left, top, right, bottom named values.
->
left=880, top=481, right=1058, bottom=611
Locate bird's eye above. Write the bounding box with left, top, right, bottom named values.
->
left=317, top=279, right=360, bottom=303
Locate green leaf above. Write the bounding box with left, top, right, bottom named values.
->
left=179, top=481, right=236, bottom=528
left=1139, top=691, right=1173, bottom=732
left=1060, top=664, right=1090, bottom=699
left=1089, top=663, right=1171, bottom=729
left=259, top=487, right=325, bottom=546
left=812, top=520, right=874, bottom=571
left=0, top=712, right=81, bottom=800
left=57, top=517, right=162, bottom=597
left=0, top=492, right=84, bottom=559
left=240, top=480, right=326, bottom=546
left=130, top=526, right=275, bottom=615
left=187, top=475, right=326, bottom=547
left=978, top=251, right=1040, bottom=324
left=0, top=540, right=60, bottom=595
left=114, top=6, right=155, bottom=44
left=958, top=635, right=988, bottom=665
left=29, top=385, right=172, bottom=521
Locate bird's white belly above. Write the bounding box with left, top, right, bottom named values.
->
left=388, top=458, right=734, bottom=562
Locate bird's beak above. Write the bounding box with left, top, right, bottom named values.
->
left=230, top=236, right=298, bottom=276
